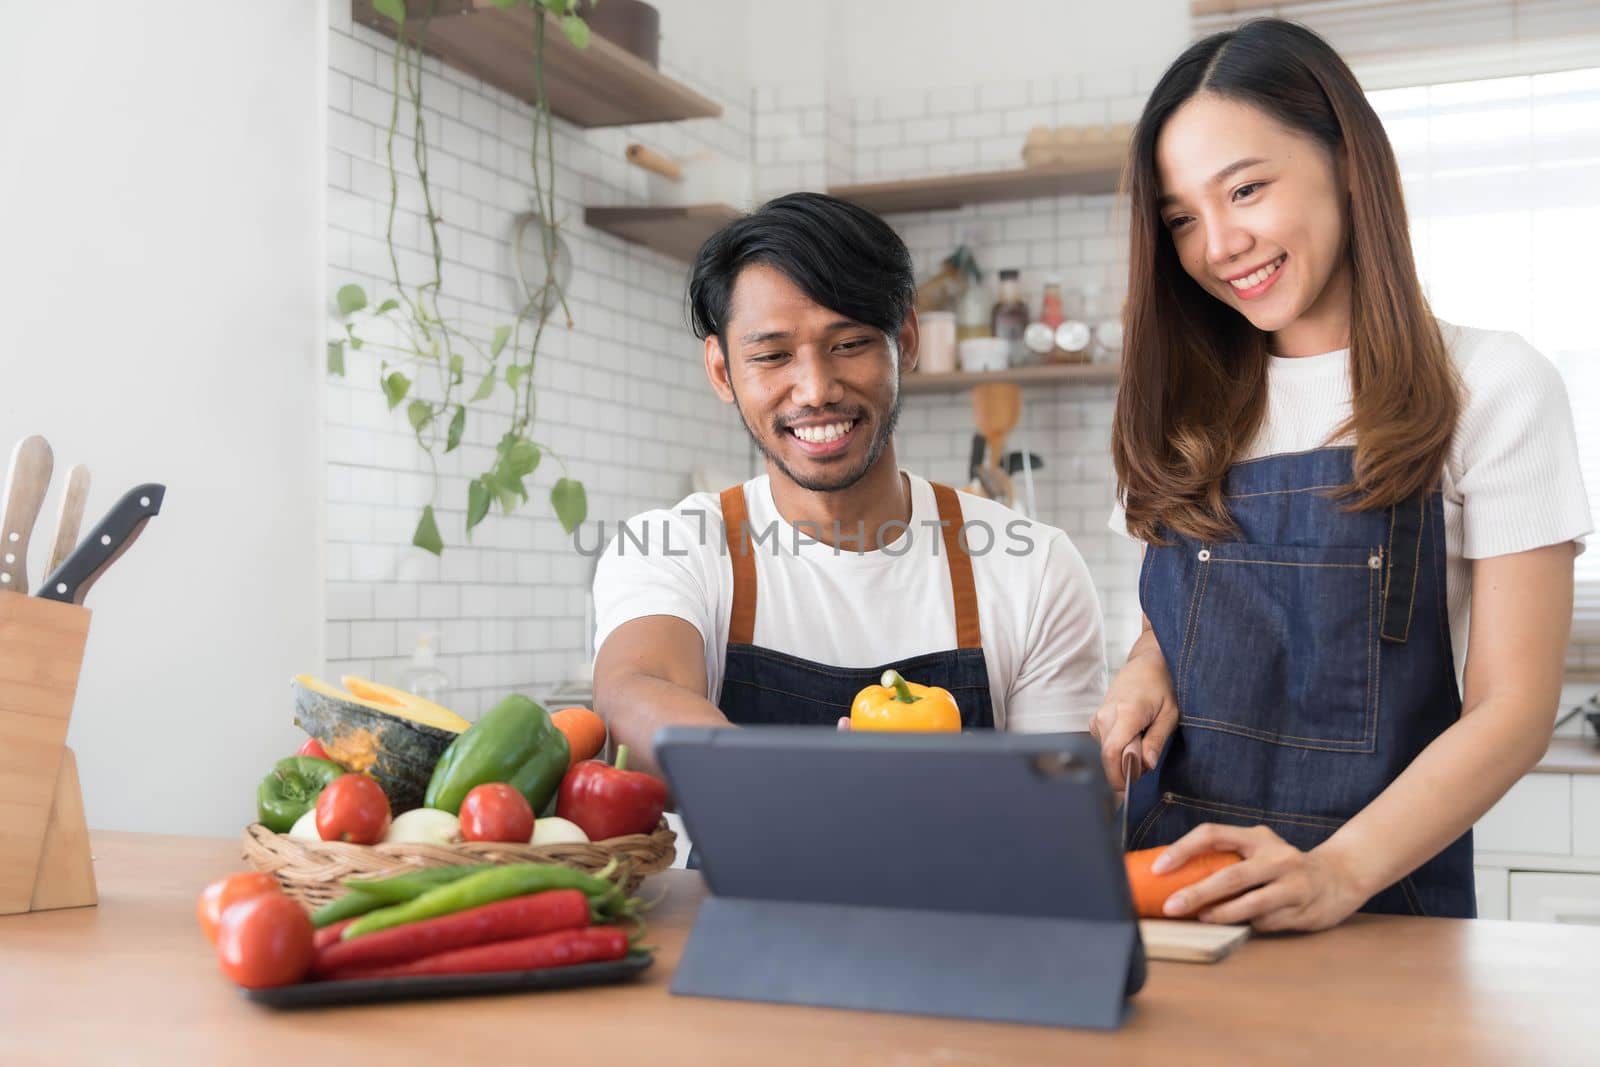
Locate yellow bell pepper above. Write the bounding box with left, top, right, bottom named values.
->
left=850, top=670, right=962, bottom=732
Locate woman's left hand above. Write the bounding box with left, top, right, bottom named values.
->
left=1155, top=823, right=1370, bottom=932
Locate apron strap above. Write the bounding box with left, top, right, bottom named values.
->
left=1380, top=495, right=1425, bottom=644
left=721, top=485, right=758, bottom=647
left=931, top=483, right=983, bottom=650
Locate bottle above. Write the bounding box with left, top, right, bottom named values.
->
left=956, top=276, right=992, bottom=342
left=401, top=632, right=450, bottom=705
left=990, top=269, right=1029, bottom=365
left=1037, top=276, right=1067, bottom=364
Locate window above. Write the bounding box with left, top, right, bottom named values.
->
left=1369, top=67, right=1600, bottom=640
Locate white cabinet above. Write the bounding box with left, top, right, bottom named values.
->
left=1508, top=871, right=1600, bottom=925
left=1474, top=866, right=1509, bottom=920
left=1573, top=777, right=1600, bottom=857
left=1474, top=775, right=1572, bottom=854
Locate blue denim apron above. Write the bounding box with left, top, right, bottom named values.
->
left=713, top=481, right=996, bottom=729
left=1126, top=447, right=1474, bottom=917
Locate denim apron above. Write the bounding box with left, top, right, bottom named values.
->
left=713, top=481, right=997, bottom=729
left=1126, top=447, right=1474, bottom=917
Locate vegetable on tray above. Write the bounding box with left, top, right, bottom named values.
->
left=343, top=860, right=625, bottom=940
left=324, top=925, right=631, bottom=981
left=310, top=865, right=487, bottom=928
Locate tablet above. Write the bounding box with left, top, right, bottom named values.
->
left=655, top=726, right=1146, bottom=1029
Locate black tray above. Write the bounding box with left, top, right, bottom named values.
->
left=243, top=951, right=654, bottom=1010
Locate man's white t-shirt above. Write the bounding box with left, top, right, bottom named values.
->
left=1112, top=321, right=1593, bottom=683
left=594, top=471, right=1108, bottom=731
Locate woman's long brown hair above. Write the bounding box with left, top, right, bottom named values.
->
left=1113, top=18, right=1461, bottom=544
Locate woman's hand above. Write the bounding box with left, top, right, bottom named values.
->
left=1154, top=823, right=1371, bottom=932
left=1090, top=629, right=1179, bottom=789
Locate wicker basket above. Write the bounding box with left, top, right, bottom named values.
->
left=240, top=821, right=677, bottom=908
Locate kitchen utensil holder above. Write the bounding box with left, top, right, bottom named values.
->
left=0, top=593, right=97, bottom=914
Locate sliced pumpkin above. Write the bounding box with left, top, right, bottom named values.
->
left=291, top=674, right=466, bottom=815
left=339, top=675, right=470, bottom=733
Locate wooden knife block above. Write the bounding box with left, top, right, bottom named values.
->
left=0, top=593, right=97, bottom=914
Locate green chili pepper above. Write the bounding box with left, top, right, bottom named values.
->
left=343, top=859, right=619, bottom=941
left=256, top=756, right=344, bottom=833
left=311, top=887, right=388, bottom=928
left=341, top=863, right=491, bottom=903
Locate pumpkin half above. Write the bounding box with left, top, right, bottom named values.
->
left=290, top=675, right=468, bottom=814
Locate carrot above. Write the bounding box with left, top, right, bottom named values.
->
left=1124, top=847, right=1243, bottom=919
left=323, top=925, right=629, bottom=981
left=311, top=889, right=591, bottom=977
left=552, top=707, right=607, bottom=768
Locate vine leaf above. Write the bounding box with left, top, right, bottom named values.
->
left=375, top=298, right=400, bottom=315
left=412, top=505, right=443, bottom=555
left=470, top=368, right=496, bottom=402
left=446, top=405, right=466, bottom=452
left=373, top=0, right=407, bottom=27
left=449, top=353, right=464, bottom=385
left=407, top=399, right=434, bottom=433
left=327, top=340, right=346, bottom=377
left=560, top=14, right=590, bottom=49
left=383, top=371, right=411, bottom=410
left=467, top=478, right=491, bottom=534
left=336, top=284, right=367, bottom=317
left=551, top=478, right=587, bottom=533
left=490, top=325, right=512, bottom=358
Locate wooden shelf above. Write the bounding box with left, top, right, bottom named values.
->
left=352, top=1, right=723, bottom=128
left=901, top=362, right=1120, bottom=394
left=828, top=140, right=1128, bottom=215
left=584, top=204, right=743, bottom=262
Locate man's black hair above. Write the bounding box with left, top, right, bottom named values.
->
left=687, top=192, right=916, bottom=351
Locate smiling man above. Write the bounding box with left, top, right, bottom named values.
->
left=591, top=193, right=1107, bottom=774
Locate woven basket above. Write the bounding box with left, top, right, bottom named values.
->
left=240, top=821, right=677, bottom=908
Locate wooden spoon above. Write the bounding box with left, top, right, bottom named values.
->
left=972, top=384, right=1021, bottom=504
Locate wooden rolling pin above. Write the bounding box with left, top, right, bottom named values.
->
left=625, top=144, right=682, bottom=182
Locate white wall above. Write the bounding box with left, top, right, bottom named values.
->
left=0, top=4, right=326, bottom=834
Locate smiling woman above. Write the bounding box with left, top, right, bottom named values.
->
left=1096, top=19, right=1592, bottom=932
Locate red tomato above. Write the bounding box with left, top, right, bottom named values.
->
left=215, top=892, right=314, bottom=989
left=295, top=737, right=331, bottom=760
left=195, top=871, right=281, bottom=944
left=459, top=783, right=535, bottom=843
left=314, top=774, right=391, bottom=844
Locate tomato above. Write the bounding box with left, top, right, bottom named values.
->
left=195, top=871, right=282, bottom=944
left=459, top=783, right=535, bottom=843
left=215, top=892, right=314, bottom=989
left=295, top=737, right=331, bottom=760
left=314, top=773, right=391, bottom=844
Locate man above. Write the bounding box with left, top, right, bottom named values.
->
left=592, top=193, right=1106, bottom=775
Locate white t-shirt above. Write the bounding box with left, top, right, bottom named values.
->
left=1111, top=321, right=1593, bottom=683
left=594, top=471, right=1108, bottom=731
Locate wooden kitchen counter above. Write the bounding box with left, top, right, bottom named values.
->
left=3, top=832, right=1598, bottom=1066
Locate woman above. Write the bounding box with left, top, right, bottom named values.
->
left=1095, top=18, right=1591, bottom=929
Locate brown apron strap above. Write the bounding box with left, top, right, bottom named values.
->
left=720, top=485, right=757, bottom=647
left=931, top=483, right=983, bottom=650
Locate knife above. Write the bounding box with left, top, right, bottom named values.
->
left=37, top=483, right=165, bottom=605
left=0, top=435, right=55, bottom=595
left=1119, top=746, right=1141, bottom=850
left=46, top=464, right=91, bottom=575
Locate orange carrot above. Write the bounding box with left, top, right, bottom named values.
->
left=551, top=707, right=607, bottom=768
left=1124, top=847, right=1243, bottom=919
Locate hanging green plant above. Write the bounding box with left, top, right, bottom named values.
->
left=329, top=0, right=590, bottom=555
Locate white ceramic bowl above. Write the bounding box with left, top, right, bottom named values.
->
left=958, top=337, right=1010, bottom=373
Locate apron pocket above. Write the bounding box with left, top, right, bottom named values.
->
left=1177, top=542, right=1381, bottom=753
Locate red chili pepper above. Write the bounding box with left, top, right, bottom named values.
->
left=323, top=925, right=629, bottom=981
left=555, top=745, right=670, bottom=842
left=314, top=919, right=354, bottom=951
left=311, top=889, right=591, bottom=977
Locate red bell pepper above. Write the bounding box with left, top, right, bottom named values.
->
left=555, top=745, right=669, bottom=842
left=296, top=737, right=331, bottom=761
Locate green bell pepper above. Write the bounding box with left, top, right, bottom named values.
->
left=423, top=694, right=570, bottom=815
left=256, top=756, right=344, bottom=833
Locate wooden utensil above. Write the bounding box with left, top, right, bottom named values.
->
left=46, top=464, right=91, bottom=576
left=972, top=384, right=1021, bottom=506
left=0, top=435, right=55, bottom=594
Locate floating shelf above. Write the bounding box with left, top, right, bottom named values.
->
left=352, top=0, right=723, bottom=128
left=829, top=140, right=1128, bottom=215
left=583, top=204, right=743, bottom=262
left=902, top=362, right=1120, bottom=394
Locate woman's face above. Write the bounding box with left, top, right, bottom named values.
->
left=1156, top=93, right=1352, bottom=356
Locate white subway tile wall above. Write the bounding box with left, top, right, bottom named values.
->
left=326, top=11, right=753, bottom=716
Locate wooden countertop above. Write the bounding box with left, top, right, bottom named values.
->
left=3, top=832, right=1598, bottom=1066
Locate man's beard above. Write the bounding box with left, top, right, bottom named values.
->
left=729, top=384, right=902, bottom=494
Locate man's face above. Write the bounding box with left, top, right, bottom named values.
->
left=705, top=263, right=916, bottom=493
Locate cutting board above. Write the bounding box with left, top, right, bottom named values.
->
left=1139, top=919, right=1251, bottom=963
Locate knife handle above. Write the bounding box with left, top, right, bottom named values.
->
left=46, top=465, right=91, bottom=576
left=38, top=483, right=165, bottom=605
left=1, top=435, right=55, bottom=595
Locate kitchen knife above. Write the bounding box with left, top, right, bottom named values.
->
left=37, top=483, right=165, bottom=605
left=1120, top=746, right=1141, bottom=850
left=45, top=464, right=91, bottom=576
left=0, top=435, right=55, bottom=595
